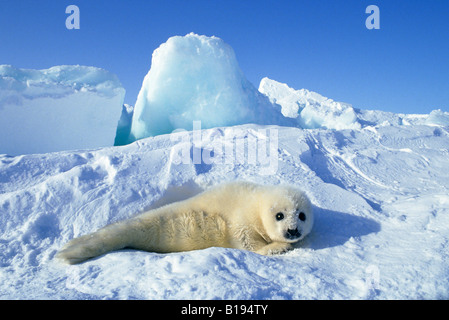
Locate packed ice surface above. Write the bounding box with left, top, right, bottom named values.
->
left=259, top=77, right=361, bottom=130
left=0, top=65, right=125, bottom=155
left=128, top=33, right=290, bottom=143
left=1, top=120, right=448, bottom=299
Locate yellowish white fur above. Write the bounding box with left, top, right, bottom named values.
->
left=56, top=181, right=313, bottom=264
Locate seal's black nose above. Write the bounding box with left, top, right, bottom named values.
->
left=287, top=228, right=300, bottom=237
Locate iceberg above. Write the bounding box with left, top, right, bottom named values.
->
left=128, top=33, right=290, bottom=142
left=0, top=65, right=125, bottom=155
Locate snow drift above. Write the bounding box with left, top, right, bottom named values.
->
left=126, top=33, right=290, bottom=143
left=0, top=65, right=125, bottom=156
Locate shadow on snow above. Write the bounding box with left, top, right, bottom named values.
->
left=300, top=205, right=381, bottom=250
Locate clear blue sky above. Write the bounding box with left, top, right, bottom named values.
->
left=1, top=0, right=448, bottom=114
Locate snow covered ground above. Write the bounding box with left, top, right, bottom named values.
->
left=1, top=33, right=448, bottom=300
left=1, top=121, right=448, bottom=299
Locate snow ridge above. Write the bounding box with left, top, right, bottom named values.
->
left=259, top=77, right=360, bottom=130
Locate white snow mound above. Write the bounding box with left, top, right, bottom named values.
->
left=0, top=65, right=125, bottom=155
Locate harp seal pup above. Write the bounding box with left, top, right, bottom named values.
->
left=56, top=181, right=313, bottom=264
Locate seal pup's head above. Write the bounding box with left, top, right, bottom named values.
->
left=259, top=185, right=313, bottom=244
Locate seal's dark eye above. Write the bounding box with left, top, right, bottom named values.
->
left=276, top=213, right=284, bottom=221
left=298, top=212, right=306, bottom=221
